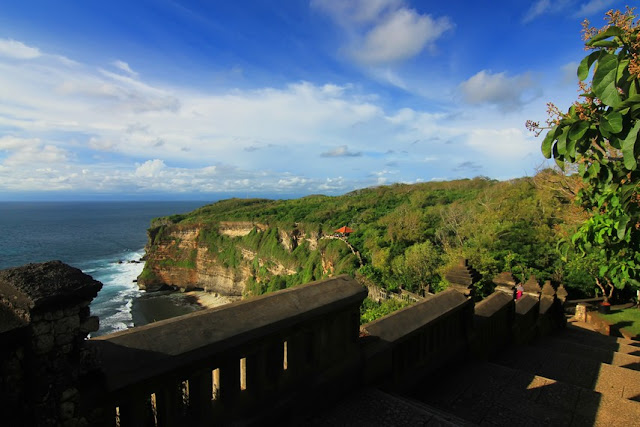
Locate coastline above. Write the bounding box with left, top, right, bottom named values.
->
left=127, top=289, right=240, bottom=331
left=185, top=290, right=240, bottom=309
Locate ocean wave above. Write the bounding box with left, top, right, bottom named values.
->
left=87, top=249, right=145, bottom=336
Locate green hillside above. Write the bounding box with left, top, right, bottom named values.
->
left=145, top=171, right=596, bottom=300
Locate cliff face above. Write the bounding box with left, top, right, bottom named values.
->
left=138, top=221, right=344, bottom=296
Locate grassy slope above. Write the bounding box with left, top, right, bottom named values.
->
left=600, top=308, right=640, bottom=337
left=146, top=174, right=583, bottom=300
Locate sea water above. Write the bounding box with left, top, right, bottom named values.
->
left=0, top=201, right=207, bottom=336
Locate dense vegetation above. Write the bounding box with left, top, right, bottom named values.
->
left=532, top=7, right=640, bottom=303
left=150, top=173, right=605, bottom=301
left=144, top=9, right=640, bottom=323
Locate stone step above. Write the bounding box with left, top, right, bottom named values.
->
left=413, top=361, right=640, bottom=426
left=566, top=322, right=639, bottom=346
left=493, top=344, right=640, bottom=401
left=297, top=387, right=473, bottom=426
left=537, top=337, right=640, bottom=371
left=551, top=331, right=640, bottom=356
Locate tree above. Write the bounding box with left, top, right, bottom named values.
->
left=404, top=241, right=441, bottom=294
left=530, top=8, right=640, bottom=302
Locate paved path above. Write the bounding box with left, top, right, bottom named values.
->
left=414, top=321, right=640, bottom=426
left=304, top=321, right=640, bottom=426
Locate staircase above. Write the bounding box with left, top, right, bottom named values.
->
left=303, top=321, right=640, bottom=426
left=410, top=320, right=640, bottom=426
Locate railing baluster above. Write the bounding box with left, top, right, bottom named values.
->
left=218, top=357, right=241, bottom=409
left=155, top=381, right=185, bottom=427
left=188, top=370, right=214, bottom=423
left=117, top=394, right=154, bottom=427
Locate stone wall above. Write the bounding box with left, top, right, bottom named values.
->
left=0, top=262, right=567, bottom=426
left=0, top=261, right=101, bottom=427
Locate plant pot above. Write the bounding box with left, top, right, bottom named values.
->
left=598, top=303, right=611, bottom=314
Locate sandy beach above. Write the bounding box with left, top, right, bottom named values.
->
left=185, top=290, right=240, bottom=309
left=127, top=289, right=241, bottom=331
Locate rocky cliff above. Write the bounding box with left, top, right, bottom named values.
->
left=138, top=219, right=352, bottom=297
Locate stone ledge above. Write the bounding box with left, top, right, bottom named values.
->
left=0, top=261, right=102, bottom=312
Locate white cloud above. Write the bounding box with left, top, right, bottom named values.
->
left=135, top=159, right=166, bottom=178
left=313, top=1, right=452, bottom=66
left=561, top=62, right=579, bottom=85
left=113, top=60, right=138, bottom=77
left=0, top=38, right=550, bottom=196
left=311, top=0, right=402, bottom=25
left=574, top=0, right=616, bottom=18
left=88, top=137, right=116, bottom=151
left=459, top=70, right=537, bottom=110
left=0, top=135, right=41, bottom=150
left=523, top=0, right=551, bottom=23
left=466, top=128, right=538, bottom=159
left=522, top=0, right=614, bottom=22
left=321, top=145, right=362, bottom=157
left=371, top=68, right=407, bottom=89
left=0, top=39, right=41, bottom=59
left=0, top=136, right=68, bottom=166
left=352, top=8, right=452, bottom=64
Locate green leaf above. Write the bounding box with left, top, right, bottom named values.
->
left=587, top=26, right=623, bottom=45
left=541, top=126, right=557, bottom=159
left=615, top=94, right=640, bottom=110
left=599, top=265, right=609, bottom=277
left=566, top=137, right=577, bottom=160
left=622, top=120, right=640, bottom=170
left=592, top=53, right=621, bottom=107
left=605, top=165, right=613, bottom=183
left=616, top=214, right=630, bottom=240
left=578, top=51, right=601, bottom=81
left=609, top=135, right=621, bottom=149
left=617, top=59, right=630, bottom=85
left=578, top=162, right=586, bottom=176
left=601, top=111, right=623, bottom=134
left=568, top=121, right=589, bottom=140
left=590, top=40, right=620, bottom=48
left=557, top=127, right=567, bottom=155
left=621, top=183, right=636, bottom=202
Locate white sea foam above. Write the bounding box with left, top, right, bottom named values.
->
left=87, top=249, right=145, bottom=336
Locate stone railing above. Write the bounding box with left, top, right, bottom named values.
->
left=0, top=261, right=102, bottom=426
left=360, top=289, right=473, bottom=391
left=364, top=283, right=423, bottom=304
left=0, top=262, right=568, bottom=426
left=472, top=291, right=514, bottom=358
left=85, top=275, right=366, bottom=425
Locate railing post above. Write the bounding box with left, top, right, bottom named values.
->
left=155, top=380, right=186, bottom=426
left=83, top=275, right=366, bottom=425
left=0, top=261, right=102, bottom=426
left=117, top=393, right=154, bottom=427
left=187, top=369, right=214, bottom=422
left=218, top=356, right=242, bottom=410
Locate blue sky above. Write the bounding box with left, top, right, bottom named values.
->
left=0, top=0, right=630, bottom=200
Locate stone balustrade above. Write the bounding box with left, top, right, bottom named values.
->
left=472, top=291, right=515, bottom=358
left=360, top=289, right=473, bottom=391
left=0, top=261, right=102, bottom=427
left=85, top=274, right=366, bottom=425
left=0, top=262, right=568, bottom=426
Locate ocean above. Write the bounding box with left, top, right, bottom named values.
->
left=0, top=201, right=208, bottom=336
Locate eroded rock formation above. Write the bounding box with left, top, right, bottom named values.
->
left=138, top=221, right=336, bottom=296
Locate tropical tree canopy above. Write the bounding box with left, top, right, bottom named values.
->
left=530, top=8, right=640, bottom=300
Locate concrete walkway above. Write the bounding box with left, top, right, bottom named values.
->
left=413, top=322, right=640, bottom=426
left=302, top=323, right=640, bottom=426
